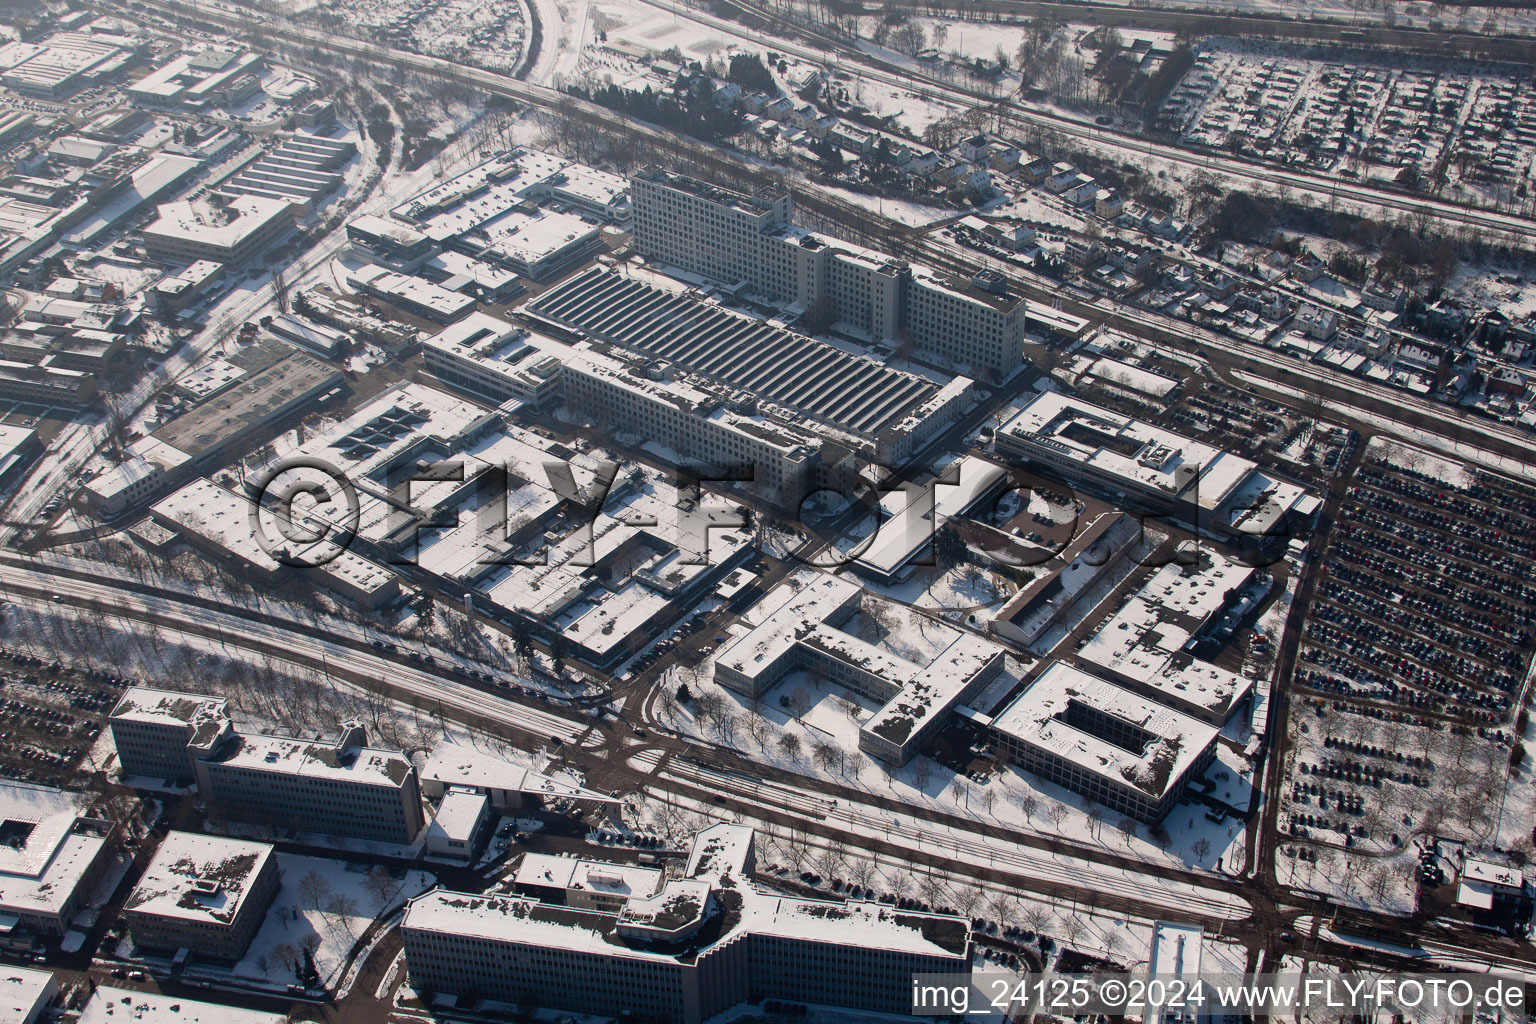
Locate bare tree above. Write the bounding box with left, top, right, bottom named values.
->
left=777, top=733, right=803, bottom=761
left=919, top=873, right=948, bottom=909
left=296, top=870, right=333, bottom=911
left=1061, top=914, right=1084, bottom=950
left=948, top=777, right=969, bottom=807
left=813, top=845, right=841, bottom=881
left=787, top=687, right=812, bottom=721
left=813, top=742, right=845, bottom=775
left=1048, top=803, right=1068, bottom=831
left=746, top=710, right=773, bottom=750
left=325, top=893, right=361, bottom=926
left=655, top=685, right=680, bottom=720
left=1018, top=792, right=1039, bottom=822
left=270, top=942, right=299, bottom=974
left=1192, top=837, right=1212, bottom=861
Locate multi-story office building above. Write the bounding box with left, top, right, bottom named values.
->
left=141, top=195, right=295, bottom=265
left=122, top=831, right=280, bottom=962
left=110, top=687, right=425, bottom=846
left=985, top=662, right=1219, bottom=823
left=630, top=168, right=1027, bottom=380
left=994, top=391, right=1318, bottom=542
left=0, top=780, right=115, bottom=937
left=0, top=359, right=97, bottom=406
left=402, top=824, right=970, bottom=1024
left=109, top=686, right=231, bottom=782
left=630, top=170, right=790, bottom=288
left=195, top=722, right=425, bottom=845
left=714, top=572, right=1005, bottom=764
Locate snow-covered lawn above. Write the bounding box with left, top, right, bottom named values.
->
left=660, top=662, right=1251, bottom=875
left=186, top=854, right=435, bottom=990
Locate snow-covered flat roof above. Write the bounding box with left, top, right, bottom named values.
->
left=80, top=987, right=287, bottom=1024
left=717, top=572, right=1004, bottom=751
left=124, top=831, right=273, bottom=927
left=174, top=358, right=246, bottom=400
left=0, top=780, right=109, bottom=918
left=1464, top=859, right=1525, bottom=890
left=1215, top=469, right=1312, bottom=536
left=0, top=966, right=54, bottom=1024
left=392, top=148, right=568, bottom=239
left=203, top=730, right=414, bottom=790
left=418, top=746, right=615, bottom=804
left=1077, top=556, right=1254, bottom=721
left=515, top=852, right=662, bottom=899
left=1148, top=921, right=1204, bottom=976
left=852, top=455, right=1007, bottom=578
left=685, top=823, right=754, bottom=882
left=990, top=662, right=1217, bottom=800
left=111, top=686, right=228, bottom=730
left=474, top=207, right=599, bottom=266
left=427, top=789, right=488, bottom=845
left=715, top=572, right=862, bottom=681
left=142, top=194, right=289, bottom=249
left=152, top=477, right=396, bottom=596
left=999, top=391, right=1232, bottom=498
left=405, top=826, right=968, bottom=961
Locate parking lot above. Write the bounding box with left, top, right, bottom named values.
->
left=1282, top=443, right=1532, bottom=861
left=0, top=647, right=125, bottom=786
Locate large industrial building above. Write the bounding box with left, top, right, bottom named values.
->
left=714, top=572, right=1006, bottom=763
left=522, top=266, right=973, bottom=502
left=630, top=168, right=1028, bottom=379
left=402, top=824, right=970, bottom=1024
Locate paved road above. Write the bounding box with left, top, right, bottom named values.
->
left=651, top=0, right=1536, bottom=246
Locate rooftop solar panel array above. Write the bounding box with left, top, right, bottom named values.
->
left=528, top=269, right=937, bottom=438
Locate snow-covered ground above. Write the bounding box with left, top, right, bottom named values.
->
left=182, top=854, right=435, bottom=990
left=657, top=659, right=1251, bottom=876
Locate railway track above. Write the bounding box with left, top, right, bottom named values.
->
left=669, top=0, right=1536, bottom=249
